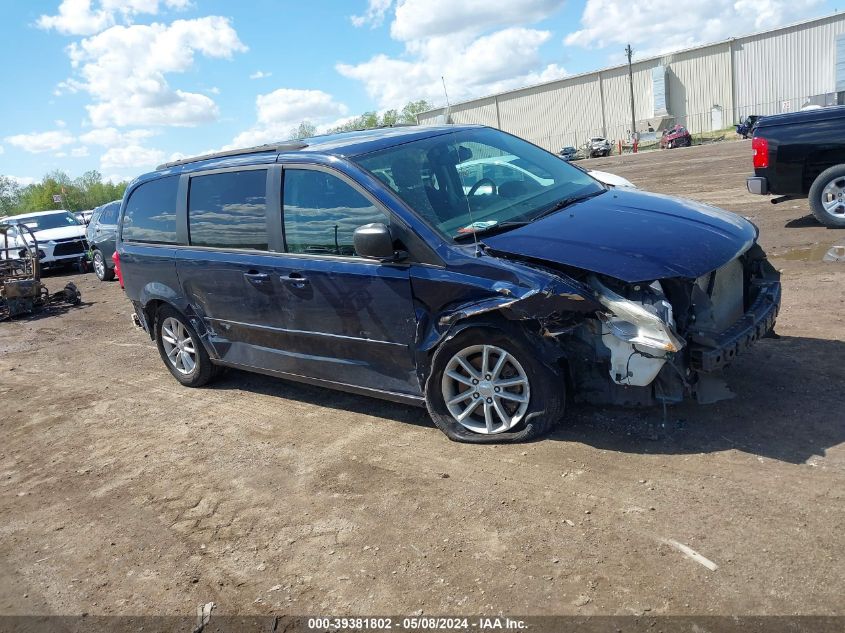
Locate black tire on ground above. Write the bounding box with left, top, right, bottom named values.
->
left=92, top=249, right=115, bottom=281
left=425, top=326, right=565, bottom=444
left=808, top=164, right=845, bottom=228
left=154, top=305, right=216, bottom=387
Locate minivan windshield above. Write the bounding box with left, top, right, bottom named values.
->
left=355, top=127, right=604, bottom=240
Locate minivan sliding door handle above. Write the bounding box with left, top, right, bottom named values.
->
left=279, top=272, right=309, bottom=288
left=243, top=271, right=271, bottom=287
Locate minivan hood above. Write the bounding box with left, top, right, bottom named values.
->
left=483, top=189, right=756, bottom=283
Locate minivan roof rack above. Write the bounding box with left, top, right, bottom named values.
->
left=156, top=141, right=309, bottom=170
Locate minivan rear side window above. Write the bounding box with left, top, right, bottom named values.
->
left=283, top=169, right=387, bottom=256
left=122, top=176, right=179, bottom=244
left=188, top=170, right=268, bottom=250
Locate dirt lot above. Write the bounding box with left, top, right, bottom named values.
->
left=1, top=139, right=843, bottom=618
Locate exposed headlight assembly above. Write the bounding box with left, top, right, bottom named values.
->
left=589, top=276, right=685, bottom=353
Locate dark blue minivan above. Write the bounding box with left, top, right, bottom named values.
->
left=117, top=125, right=781, bottom=443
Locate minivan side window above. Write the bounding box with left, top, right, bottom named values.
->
left=122, top=176, right=179, bottom=244
left=283, top=169, right=387, bottom=256
left=188, top=170, right=268, bottom=250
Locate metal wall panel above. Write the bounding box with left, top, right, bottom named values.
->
left=416, top=14, right=845, bottom=143
left=496, top=74, right=604, bottom=151
left=733, top=14, right=845, bottom=119
left=660, top=43, right=733, bottom=132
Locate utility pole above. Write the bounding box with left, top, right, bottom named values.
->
left=625, top=44, right=636, bottom=141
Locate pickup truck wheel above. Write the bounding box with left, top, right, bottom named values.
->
left=809, top=165, right=845, bottom=228
left=155, top=306, right=215, bottom=387
left=425, top=327, right=564, bottom=443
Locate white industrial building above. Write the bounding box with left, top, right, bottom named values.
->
left=417, top=12, right=845, bottom=152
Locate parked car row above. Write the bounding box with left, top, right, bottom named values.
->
left=0, top=210, right=88, bottom=269
left=0, top=199, right=123, bottom=278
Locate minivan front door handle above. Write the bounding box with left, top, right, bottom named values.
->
left=243, top=271, right=271, bottom=287
left=279, top=272, right=309, bottom=288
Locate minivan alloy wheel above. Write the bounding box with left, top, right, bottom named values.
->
left=441, top=344, right=531, bottom=434
left=160, top=316, right=197, bottom=375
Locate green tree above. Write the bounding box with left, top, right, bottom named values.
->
left=0, top=176, right=21, bottom=217
left=0, top=170, right=129, bottom=216
left=400, top=100, right=433, bottom=124
left=288, top=121, right=317, bottom=140
left=325, top=100, right=434, bottom=134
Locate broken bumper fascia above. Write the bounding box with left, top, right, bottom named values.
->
left=688, top=279, right=781, bottom=372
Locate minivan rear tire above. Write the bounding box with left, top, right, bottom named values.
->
left=425, top=326, right=565, bottom=443
left=155, top=305, right=216, bottom=387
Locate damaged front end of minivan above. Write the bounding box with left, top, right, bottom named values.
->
left=428, top=242, right=781, bottom=408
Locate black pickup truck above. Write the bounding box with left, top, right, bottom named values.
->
left=746, top=105, right=845, bottom=228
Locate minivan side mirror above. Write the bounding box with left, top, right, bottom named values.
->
left=353, top=223, right=396, bottom=260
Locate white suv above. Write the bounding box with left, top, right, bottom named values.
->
left=0, top=210, right=88, bottom=268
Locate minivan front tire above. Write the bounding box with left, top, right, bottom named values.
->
left=425, top=326, right=565, bottom=443
left=155, top=306, right=216, bottom=387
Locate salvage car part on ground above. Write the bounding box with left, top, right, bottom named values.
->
left=1, top=222, right=82, bottom=321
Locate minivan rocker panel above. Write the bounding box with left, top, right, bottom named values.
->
left=117, top=125, right=781, bottom=443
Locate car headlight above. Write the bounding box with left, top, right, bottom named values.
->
left=589, top=276, right=685, bottom=353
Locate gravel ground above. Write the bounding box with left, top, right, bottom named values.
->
left=0, top=139, right=843, bottom=618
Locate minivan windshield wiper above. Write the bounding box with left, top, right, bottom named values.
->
left=453, top=220, right=530, bottom=241
left=453, top=189, right=607, bottom=242
left=529, top=189, right=606, bottom=223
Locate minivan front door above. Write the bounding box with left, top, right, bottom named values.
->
left=270, top=167, right=420, bottom=396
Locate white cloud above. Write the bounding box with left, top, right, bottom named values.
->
left=391, top=0, right=564, bottom=40
left=71, top=147, right=91, bottom=157
left=63, top=17, right=246, bottom=127
left=565, top=0, right=823, bottom=53
left=8, top=176, right=37, bottom=187
left=0, top=145, right=4, bottom=155
left=104, top=173, right=132, bottom=184
left=339, top=0, right=567, bottom=109
left=79, top=127, right=156, bottom=147
left=5, top=130, right=76, bottom=153
left=351, top=0, right=393, bottom=27
left=338, top=28, right=566, bottom=108
left=55, top=119, right=68, bottom=128
left=100, top=144, right=166, bottom=170
left=249, top=70, right=272, bottom=79
left=231, top=88, right=349, bottom=148
left=37, top=0, right=192, bottom=36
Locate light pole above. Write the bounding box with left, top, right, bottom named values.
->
left=625, top=44, right=636, bottom=141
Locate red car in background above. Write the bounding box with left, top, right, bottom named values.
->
left=660, top=124, right=692, bottom=149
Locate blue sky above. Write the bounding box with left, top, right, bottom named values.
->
left=0, top=0, right=837, bottom=184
